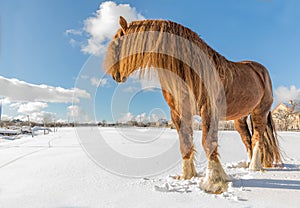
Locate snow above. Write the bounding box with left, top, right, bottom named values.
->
left=0, top=127, right=299, bottom=208
left=0, top=128, right=20, bottom=135
left=0, top=128, right=23, bottom=141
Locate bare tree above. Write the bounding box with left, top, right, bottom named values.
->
left=273, top=100, right=299, bottom=131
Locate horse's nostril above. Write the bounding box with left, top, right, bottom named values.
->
left=113, top=71, right=126, bottom=83
left=116, top=71, right=121, bottom=82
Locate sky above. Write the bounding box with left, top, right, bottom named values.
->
left=0, top=0, right=300, bottom=123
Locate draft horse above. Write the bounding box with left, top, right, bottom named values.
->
left=105, top=16, right=282, bottom=194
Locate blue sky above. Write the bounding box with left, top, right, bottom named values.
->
left=0, top=0, right=300, bottom=123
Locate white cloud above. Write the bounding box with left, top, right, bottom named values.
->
left=17, top=102, right=48, bottom=114
left=38, top=111, right=55, bottom=123
left=274, top=85, right=300, bottom=103
left=12, top=111, right=55, bottom=123
left=123, top=86, right=138, bottom=93
left=7, top=101, right=58, bottom=124
left=67, top=105, right=82, bottom=118
left=9, top=102, right=21, bottom=110
left=67, top=105, right=90, bottom=122
left=1, top=98, right=11, bottom=105
left=117, top=112, right=165, bottom=123
left=56, top=119, right=68, bottom=124
left=1, top=114, right=13, bottom=121
left=90, top=77, right=108, bottom=87
left=135, top=112, right=149, bottom=123
left=0, top=75, right=90, bottom=103
left=80, top=1, right=144, bottom=55
left=117, top=112, right=135, bottom=123
left=65, top=29, right=82, bottom=36
left=150, top=113, right=166, bottom=122
left=69, top=38, right=78, bottom=47
left=31, top=111, right=55, bottom=123
left=13, top=114, right=27, bottom=122
left=80, top=75, right=89, bottom=80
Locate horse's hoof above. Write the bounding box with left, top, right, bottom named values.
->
left=172, top=173, right=197, bottom=180
left=199, top=177, right=228, bottom=194
left=249, top=162, right=263, bottom=171
left=273, top=163, right=284, bottom=168
left=249, top=167, right=264, bottom=172
left=172, top=175, right=183, bottom=180
left=199, top=160, right=231, bottom=194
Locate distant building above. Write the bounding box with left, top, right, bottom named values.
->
left=272, top=102, right=300, bottom=131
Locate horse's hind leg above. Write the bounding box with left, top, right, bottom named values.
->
left=249, top=110, right=269, bottom=171
left=234, top=116, right=252, bottom=165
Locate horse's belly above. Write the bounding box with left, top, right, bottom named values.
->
left=223, top=86, right=264, bottom=120
left=224, top=109, right=254, bottom=121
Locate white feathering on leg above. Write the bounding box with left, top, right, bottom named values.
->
left=246, top=149, right=252, bottom=167
left=200, top=160, right=231, bottom=194
left=249, top=142, right=263, bottom=171
left=181, top=153, right=197, bottom=179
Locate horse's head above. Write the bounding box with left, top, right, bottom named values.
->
left=105, top=16, right=201, bottom=84
left=105, top=16, right=130, bottom=83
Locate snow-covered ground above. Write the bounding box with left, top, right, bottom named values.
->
left=0, top=127, right=299, bottom=207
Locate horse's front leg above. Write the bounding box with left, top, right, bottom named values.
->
left=170, top=109, right=197, bottom=180
left=162, top=90, right=196, bottom=179
left=199, top=107, right=231, bottom=194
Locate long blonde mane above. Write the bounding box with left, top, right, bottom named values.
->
left=105, top=19, right=234, bottom=117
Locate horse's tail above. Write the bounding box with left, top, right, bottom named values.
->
left=262, top=112, right=282, bottom=167
left=250, top=112, right=282, bottom=167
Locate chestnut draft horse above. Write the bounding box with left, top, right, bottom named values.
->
left=105, top=16, right=282, bottom=194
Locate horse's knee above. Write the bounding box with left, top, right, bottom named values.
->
left=202, top=140, right=219, bottom=161
left=181, top=143, right=195, bottom=159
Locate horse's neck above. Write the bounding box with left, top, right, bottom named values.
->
left=199, top=40, right=231, bottom=70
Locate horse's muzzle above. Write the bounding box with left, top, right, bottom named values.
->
left=113, top=71, right=127, bottom=83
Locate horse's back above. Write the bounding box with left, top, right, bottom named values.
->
left=237, top=60, right=273, bottom=95
left=224, top=60, right=273, bottom=120
left=237, top=61, right=271, bottom=79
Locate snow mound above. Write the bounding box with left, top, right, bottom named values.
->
left=154, top=176, right=200, bottom=193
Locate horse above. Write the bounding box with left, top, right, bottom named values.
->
left=104, top=16, right=282, bottom=194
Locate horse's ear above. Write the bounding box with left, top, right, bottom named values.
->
left=119, top=16, right=128, bottom=34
